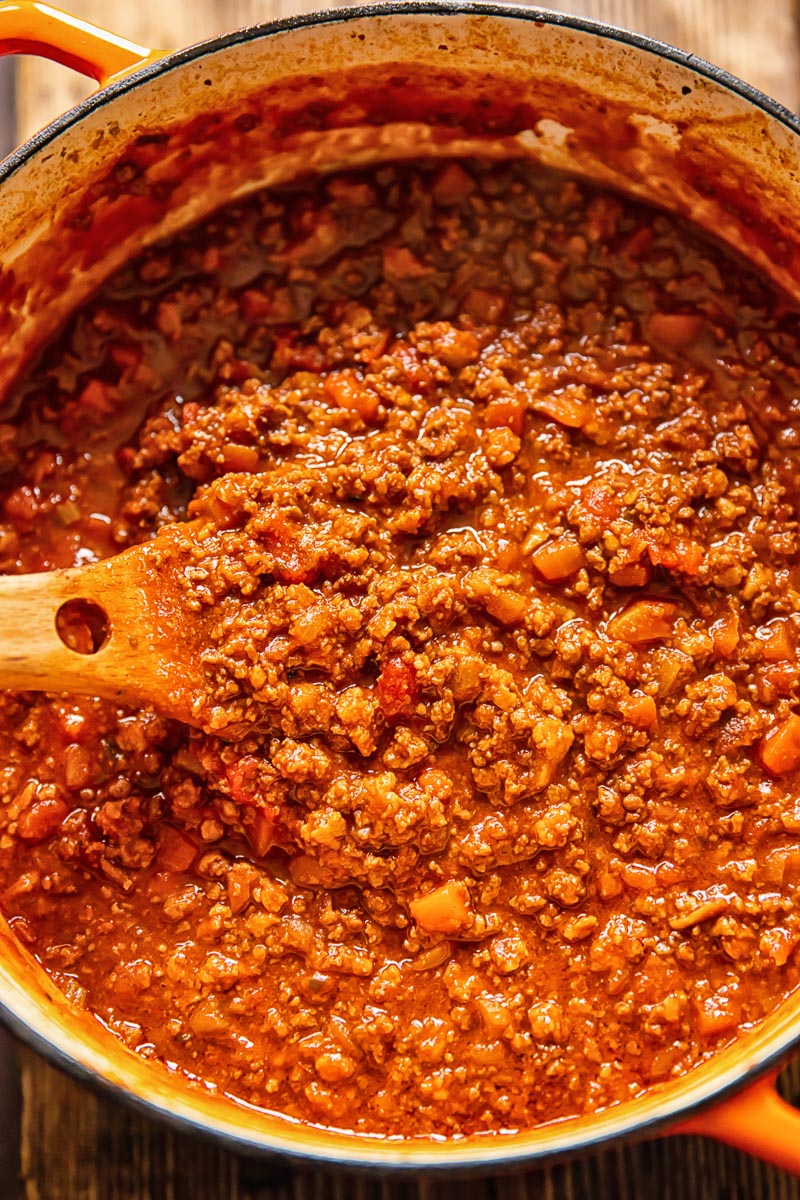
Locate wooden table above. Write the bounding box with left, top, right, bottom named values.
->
left=7, top=1, right=800, bottom=1196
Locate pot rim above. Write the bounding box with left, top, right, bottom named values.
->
left=2, top=0, right=800, bottom=1170
left=3, top=0, right=800, bottom=189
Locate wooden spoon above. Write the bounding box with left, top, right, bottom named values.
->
left=0, top=534, right=208, bottom=727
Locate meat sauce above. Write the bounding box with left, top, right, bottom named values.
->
left=2, top=158, right=800, bottom=1137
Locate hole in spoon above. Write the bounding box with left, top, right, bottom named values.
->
left=56, top=599, right=110, bottom=655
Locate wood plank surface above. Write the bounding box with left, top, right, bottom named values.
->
left=18, top=1050, right=800, bottom=1199
left=10, top=1, right=800, bottom=1198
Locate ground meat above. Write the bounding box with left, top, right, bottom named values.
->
left=1, top=158, right=800, bottom=1140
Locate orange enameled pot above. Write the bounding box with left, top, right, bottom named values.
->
left=1, top=0, right=800, bottom=1174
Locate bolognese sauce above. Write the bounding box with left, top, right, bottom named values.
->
left=1, top=159, right=800, bottom=1136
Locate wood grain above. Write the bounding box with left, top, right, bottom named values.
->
left=10, top=1, right=800, bottom=1197
left=18, top=1049, right=800, bottom=1200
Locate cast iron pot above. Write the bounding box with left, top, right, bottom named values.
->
left=1, top=0, right=800, bottom=1175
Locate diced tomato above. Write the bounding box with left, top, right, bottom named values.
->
left=647, top=312, right=705, bottom=350
left=218, top=356, right=263, bottom=385
left=391, top=344, right=433, bottom=393
left=759, top=713, right=800, bottom=776
left=531, top=536, right=585, bottom=582
left=646, top=535, right=704, bottom=575
left=433, top=326, right=481, bottom=370
left=244, top=808, right=279, bottom=858
left=377, top=657, right=419, bottom=718
left=410, top=881, right=472, bottom=934
left=109, top=342, right=141, bottom=370
left=225, top=755, right=263, bottom=806
left=16, top=795, right=68, bottom=843
left=461, top=288, right=506, bottom=323
left=286, top=343, right=327, bottom=372
left=607, top=599, right=677, bottom=644
left=270, top=333, right=327, bottom=374
left=181, top=401, right=201, bottom=426
left=621, top=226, right=653, bottom=260
left=239, top=288, right=272, bottom=321
left=156, top=300, right=182, bottom=339
left=485, top=397, right=526, bottom=436
left=158, top=826, right=197, bottom=872
left=757, top=663, right=798, bottom=699
left=579, top=481, right=621, bottom=524
left=323, top=369, right=379, bottom=421
left=358, top=328, right=391, bottom=364
left=382, top=246, right=430, bottom=279
left=78, top=377, right=116, bottom=415
left=263, top=513, right=312, bottom=583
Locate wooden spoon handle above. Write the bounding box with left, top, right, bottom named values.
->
left=0, top=549, right=170, bottom=705
left=0, top=565, right=130, bottom=698
left=0, top=536, right=204, bottom=723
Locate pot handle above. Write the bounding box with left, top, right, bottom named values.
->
left=0, top=1, right=161, bottom=87
left=676, top=1069, right=800, bottom=1175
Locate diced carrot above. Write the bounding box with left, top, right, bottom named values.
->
left=647, top=312, right=705, bottom=350
left=620, top=862, right=657, bottom=890
left=695, top=993, right=741, bottom=1038
left=429, top=325, right=481, bottom=369
left=483, top=589, right=527, bottom=625
left=323, top=369, right=379, bottom=420
left=158, top=826, right=197, bottom=872
left=759, top=619, right=795, bottom=662
left=410, top=880, right=472, bottom=934
left=680, top=540, right=704, bottom=575
left=762, top=845, right=800, bottom=885
left=610, top=561, right=652, bottom=588
left=619, top=691, right=658, bottom=729
left=219, top=443, right=259, bottom=473
left=530, top=535, right=585, bottom=582
left=607, top=599, right=677, bottom=644
left=485, top=397, right=526, bottom=436
left=759, top=713, right=800, bottom=776
left=711, top=611, right=740, bottom=659
left=530, top=392, right=589, bottom=429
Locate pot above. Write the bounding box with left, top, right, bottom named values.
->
left=1, top=0, right=800, bottom=1175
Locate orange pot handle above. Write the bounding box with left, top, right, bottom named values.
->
left=677, top=1069, right=800, bottom=1175
left=0, top=1, right=162, bottom=87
